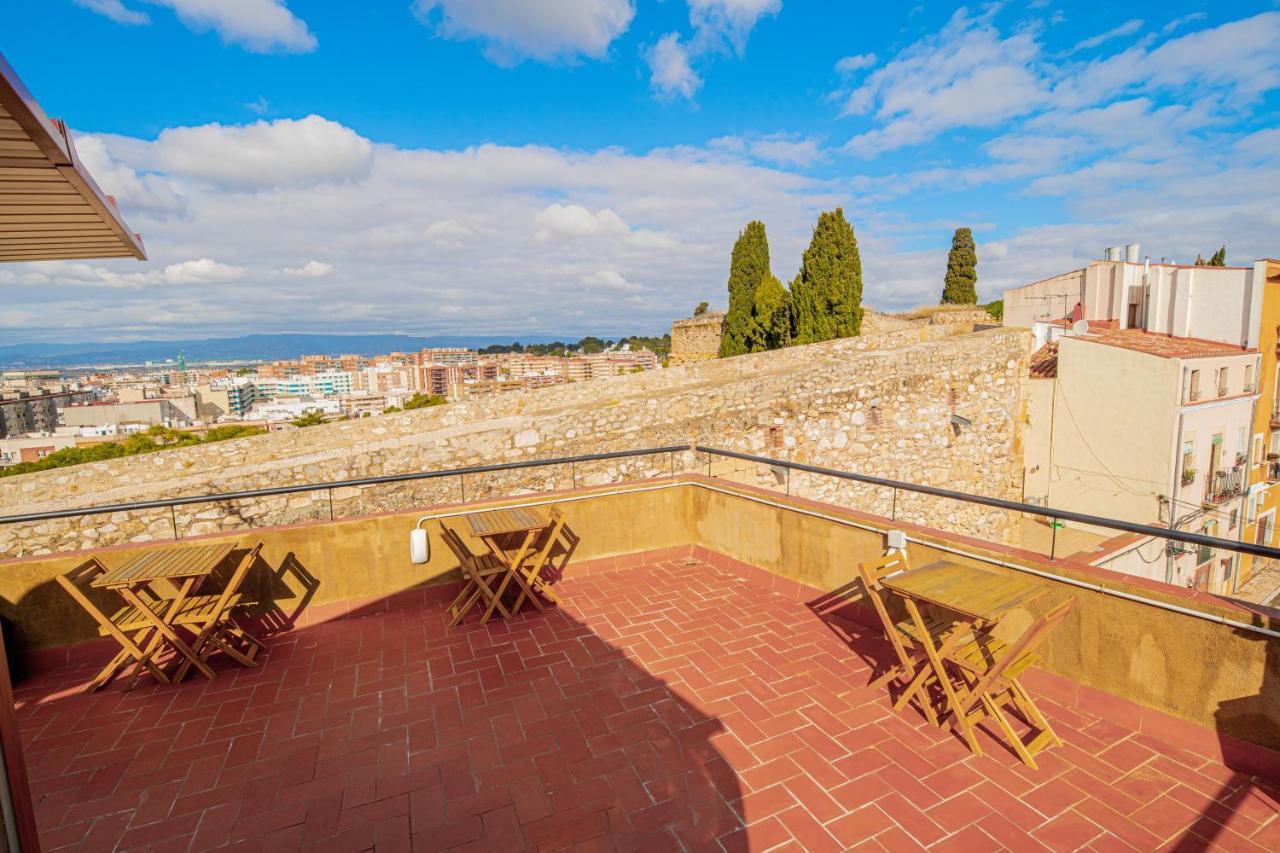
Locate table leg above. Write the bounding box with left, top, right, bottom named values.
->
left=123, top=577, right=197, bottom=691
left=902, top=598, right=983, bottom=756
left=118, top=587, right=217, bottom=682
left=480, top=530, right=535, bottom=624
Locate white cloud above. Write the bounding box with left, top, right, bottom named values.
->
left=834, top=53, right=876, bottom=74
left=644, top=0, right=780, bottom=102
left=412, top=0, right=635, bottom=64
left=839, top=9, right=1046, bottom=156
left=74, top=0, right=149, bottom=25
left=1162, top=12, right=1206, bottom=35
left=246, top=96, right=270, bottom=116
left=8, top=121, right=839, bottom=340
left=72, top=134, right=187, bottom=219
left=146, top=115, right=374, bottom=189
left=687, top=0, right=782, bottom=54
left=1067, top=18, right=1142, bottom=54
left=77, top=0, right=316, bottom=52
left=24, top=258, right=246, bottom=290
left=535, top=204, right=629, bottom=241
left=646, top=33, right=703, bottom=101
left=281, top=260, right=334, bottom=277
left=581, top=268, right=644, bottom=292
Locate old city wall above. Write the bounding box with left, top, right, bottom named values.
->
left=668, top=312, right=725, bottom=365
left=1, top=323, right=1031, bottom=557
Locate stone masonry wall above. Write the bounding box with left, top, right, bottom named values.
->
left=669, top=312, right=725, bottom=365
left=0, top=323, right=1031, bottom=558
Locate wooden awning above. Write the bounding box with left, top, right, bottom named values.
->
left=0, top=52, right=145, bottom=263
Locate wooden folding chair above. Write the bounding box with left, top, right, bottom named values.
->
left=508, top=508, right=572, bottom=615
left=857, top=552, right=965, bottom=727
left=442, top=523, right=516, bottom=626
left=944, top=598, right=1076, bottom=769
left=166, top=543, right=266, bottom=683
left=56, top=559, right=171, bottom=692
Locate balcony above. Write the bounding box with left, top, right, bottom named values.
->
left=1204, top=468, right=1245, bottom=507
left=1270, top=459, right=1280, bottom=484
left=2, top=449, right=1279, bottom=851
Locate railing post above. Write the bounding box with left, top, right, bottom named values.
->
left=891, top=486, right=898, bottom=521
left=571, top=460, right=577, bottom=489
left=669, top=451, right=676, bottom=480
left=785, top=467, right=790, bottom=496
left=1050, top=523, right=1058, bottom=561
left=170, top=505, right=179, bottom=540
left=328, top=487, right=335, bottom=521
left=459, top=473, right=467, bottom=503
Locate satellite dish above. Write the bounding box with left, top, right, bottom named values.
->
left=1071, top=320, right=1090, bottom=335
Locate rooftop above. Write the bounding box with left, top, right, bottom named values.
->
left=16, top=552, right=1280, bottom=851
left=1072, top=328, right=1255, bottom=360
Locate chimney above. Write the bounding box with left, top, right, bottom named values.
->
left=1124, top=243, right=1140, bottom=263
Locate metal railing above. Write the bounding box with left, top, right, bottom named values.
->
left=692, top=446, right=1280, bottom=563
left=1204, top=468, right=1245, bottom=506
left=6, top=443, right=1280, bottom=566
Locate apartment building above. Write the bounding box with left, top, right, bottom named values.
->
left=1239, top=258, right=1280, bottom=594
left=1011, top=247, right=1273, bottom=595
left=0, top=391, right=61, bottom=437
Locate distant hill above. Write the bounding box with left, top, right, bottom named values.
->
left=0, top=333, right=585, bottom=368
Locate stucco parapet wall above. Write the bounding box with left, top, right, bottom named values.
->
left=0, top=324, right=1030, bottom=557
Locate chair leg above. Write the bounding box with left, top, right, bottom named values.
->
left=982, top=692, right=1038, bottom=770
left=1010, top=680, right=1062, bottom=750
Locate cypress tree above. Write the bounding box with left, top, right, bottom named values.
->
left=749, top=274, right=792, bottom=352
left=719, top=221, right=771, bottom=357
left=941, top=227, right=978, bottom=304
left=1209, top=245, right=1227, bottom=266
left=790, top=208, right=863, bottom=343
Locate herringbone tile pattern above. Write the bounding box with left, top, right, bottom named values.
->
left=15, top=557, right=1280, bottom=851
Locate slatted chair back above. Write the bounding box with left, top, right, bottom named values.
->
left=440, top=523, right=486, bottom=576
left=856, top=551, right=915, bottom=669
left=960, top=597, right=1076, bottom=710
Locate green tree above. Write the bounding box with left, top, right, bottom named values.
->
left=693, top=301, right=709, bottom=316
left=984, top=299, right=1004, bottom=322
left=1209, top=245, right=1227, bottom=266
left=402, top=393, right=447, bottom=410
left=719, top=221, right=771, bottom=357
left=749, top=274, right=792, bottom=352
left=790, top=208, right=863, bottom=344
left=578, top=336, right=606, bottom=354
left=291, top=410, right=328, bottom=428
left=941, top=227, right=978, bottom=304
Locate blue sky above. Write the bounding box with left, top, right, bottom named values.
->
left=3, top=0, right=1278, bottom=342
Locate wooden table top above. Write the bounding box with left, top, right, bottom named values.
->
left=92, top=543, right=236, bottom=589
left=465, top=507, right=549, bottom=538
left=881, top=561, right=1045, bottom=623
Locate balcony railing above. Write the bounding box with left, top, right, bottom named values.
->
left=1204, top=467, right=1245, bottom=506
left=1269, top=460, right=1280, bottom=483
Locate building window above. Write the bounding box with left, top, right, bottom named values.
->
left=1216, top=367, right=1229, bottom=397
left=1245, top=363, right=1254, bottom=392
left=1189, top=370, right=1201, bottom=401
left=1256, top=433, right=1266, bottom=466
left=1230, top=509, right=1239, bottom=529
left=1181, top=440, right=1196, bottom=485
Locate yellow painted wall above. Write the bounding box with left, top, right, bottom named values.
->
left=1240, top=259, right=1280, bottom=591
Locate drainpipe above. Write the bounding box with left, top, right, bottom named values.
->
left=1166, top=388, right=1188, bottom=586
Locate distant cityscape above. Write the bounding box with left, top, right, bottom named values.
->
left=0, top=337, right=664, bottom=469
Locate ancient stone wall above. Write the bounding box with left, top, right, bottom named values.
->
left=0, top=323, right=1031, bottom=557
left=669, top=312, right=724, bottom=365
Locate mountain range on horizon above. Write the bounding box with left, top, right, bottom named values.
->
left=0, top=332, right=617, bottom=369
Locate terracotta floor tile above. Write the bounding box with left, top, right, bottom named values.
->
left=9, top=557, right=1277, bottom=853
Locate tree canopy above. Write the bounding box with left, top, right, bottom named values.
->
left=941, top=227, right=978, bottom=304
left=790, top=208, right=863, bottom=344
left=402, top=393, right=447, bottom=410
left=719, top=221, right=772, bottom=357
left=0, top=423, right=264, bottom=479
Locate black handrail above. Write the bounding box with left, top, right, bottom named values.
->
left=5, top=441, right=1278, bottom=563
left=695, top=445, right=1280, bottom=561
left=0, top=445, right=689, bottom=525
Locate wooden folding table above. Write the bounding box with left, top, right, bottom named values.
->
left=465, top=508, right=556, bottom=622
left=881, top=562, right=1046, bottom=755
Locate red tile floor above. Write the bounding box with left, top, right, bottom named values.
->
left=14, top=556, right=1280, bottom=851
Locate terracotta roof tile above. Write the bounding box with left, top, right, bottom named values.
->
left=1076, top=328, right=1254, bottom=360
left=1030, top=342, right=1058, bottom=378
